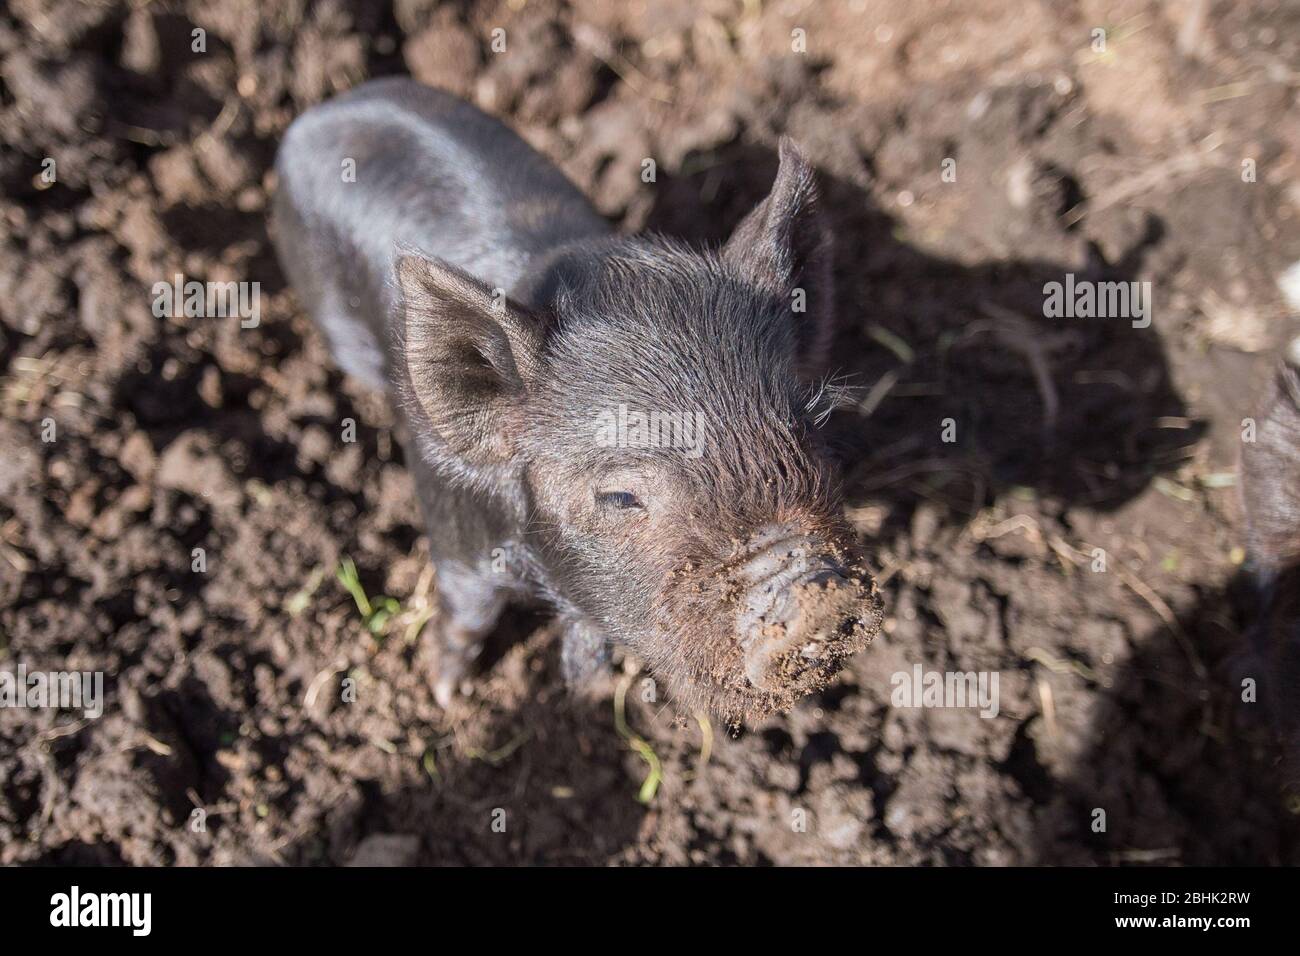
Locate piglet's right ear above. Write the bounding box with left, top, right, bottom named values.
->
left=723, top=138, right=834, bottom=377
left=396, top=254, right=543, bottom=470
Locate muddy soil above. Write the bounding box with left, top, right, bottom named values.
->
left=3, top=0, right=1300, bottom=865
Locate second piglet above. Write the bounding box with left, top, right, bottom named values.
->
left=1241, top=338, right=1300, bottom=770
left=272, top=79, right=883, bottom=721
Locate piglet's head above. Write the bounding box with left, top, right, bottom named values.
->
left=396, top=139, right=882, bottom=721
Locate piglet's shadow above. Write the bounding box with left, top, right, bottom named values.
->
left=647, top=143, right=1298, bottom=863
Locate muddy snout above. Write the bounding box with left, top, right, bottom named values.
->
left=734, top=525, right=882, bottom=694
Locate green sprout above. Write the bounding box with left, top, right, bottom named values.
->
left=421, top=748, right=440, bottom=783
left=614, top=674, right=663, bottom=804
left=464, top=729, right=531, bottom=766
left=336, top=557, right=401, bottom=637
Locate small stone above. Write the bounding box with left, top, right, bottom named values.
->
left=346, top=833, right=420, bottom=867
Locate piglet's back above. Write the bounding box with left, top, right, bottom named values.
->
left=271, top=78, right=608, bottom=384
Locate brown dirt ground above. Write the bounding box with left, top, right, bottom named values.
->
left=3, top=0, right=1300, bottom=865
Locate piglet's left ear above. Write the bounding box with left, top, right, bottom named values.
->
left=723, top=137, right=834, bottom=375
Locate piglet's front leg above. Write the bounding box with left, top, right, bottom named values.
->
left=559, top=616, right=610, bottom=688
left=427, top=562, right=508, bottom=707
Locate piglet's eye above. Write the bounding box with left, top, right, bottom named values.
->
left=595, top=490, right=642, bottom=511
